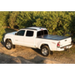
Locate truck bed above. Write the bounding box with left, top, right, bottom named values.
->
left=37, top=34, right=72, bottom=50
left=38, top=35, right=70, bottom=40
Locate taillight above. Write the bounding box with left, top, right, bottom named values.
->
left=41, top=29, right=43, bottom=30
left=57, top=42, right=60, bottom=47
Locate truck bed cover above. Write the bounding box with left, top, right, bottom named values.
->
left=39, top=35, right=69, bottom=40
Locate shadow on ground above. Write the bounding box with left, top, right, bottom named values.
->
left=0, top=53, right=71, bottom=66
left=0, top=52, right=47, bottom=64
left=32, top=48, right=42, bottom=55
left=0, top=53, right=34, bottom=64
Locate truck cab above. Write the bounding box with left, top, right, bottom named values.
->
left=13, top=27, right=48, bottom=48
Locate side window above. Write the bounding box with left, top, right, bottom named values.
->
left=26, top=31, right=34, bottom=37
left=44, top=30, right=48, bottom=35
left=37, top=31, right=43, bottom=37
left=16, top=30, right=25, bottom=36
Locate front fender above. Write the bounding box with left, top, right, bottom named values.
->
left=4, top=36, right=14, bottom=44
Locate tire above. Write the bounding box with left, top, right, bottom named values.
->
left=5, top=40, right=12, bottom=50
left=41, top=45, right=50, bottom=56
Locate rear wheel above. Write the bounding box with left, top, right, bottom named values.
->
left=41, top=45, right=50, bottom=56
left=5, top=40, right=12, bottom=50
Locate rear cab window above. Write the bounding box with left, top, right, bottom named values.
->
left=37, top=30, right=48, bottom=38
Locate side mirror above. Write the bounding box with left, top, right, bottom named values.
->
left=15, top=33, right=17, bottom=35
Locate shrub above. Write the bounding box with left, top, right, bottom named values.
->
left=15, top=13, right=35, bottom=29
left=3, top=11, right=75, bottom=37
left=8, top=13, right=18, bottom=28
left=54, top=12, right=71, bottom=36
left=69, top=12, right=75, bottom=36
left=0, top=21, right=5, bottom=42
left=33, top=14, right=70, bottom=36
left=0, top=12, right=9, bottom=27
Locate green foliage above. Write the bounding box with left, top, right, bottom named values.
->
left=0, top=23, right=5, bottom=42
left=7, top=11, right=75, bottom=36
left=15, top=13, right=75, bottom=36
left=1, top=11, right=75, bottom=42
left=33, top=11, right=71, bottom=36
left=8, top=11, right=19, bottom=28
left=68, top=12, right=75, bottom=36
left=53, top=12, right=70, bottom=36
left=0, top=9, right=75, bottom=41
left=16, top=12, right=35, bottom=29
left=17, top=9, right=75, bottom=14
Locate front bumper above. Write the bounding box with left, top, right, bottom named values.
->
left=56, top=44, right=72, bottom=51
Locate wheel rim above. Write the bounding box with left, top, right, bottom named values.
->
left=6, top=42, right=11, bottom=49
left=42, top=48, right=48, bottom=55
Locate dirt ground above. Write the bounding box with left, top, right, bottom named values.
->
left=0, top=42, right=75, bottom=64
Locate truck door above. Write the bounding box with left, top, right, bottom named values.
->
left=14, top=30, right=25, bottom=45
left=24, top=30, right=35, bottom=47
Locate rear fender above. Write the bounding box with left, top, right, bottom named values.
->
left=39, top=42, right=51, bottom=50
left=39, top=41, right=57, bottom=51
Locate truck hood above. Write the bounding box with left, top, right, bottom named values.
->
left=6, top=31, right=17, bottom=36
left=42, top=35, right=70, bottom=40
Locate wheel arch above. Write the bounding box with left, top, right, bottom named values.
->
left=40, top=43, right=52, bottom=51
left=39, top=41, right=52, bottom=50
left=40, top=44, right=49, bottom=49
left=5, top=38, right=12, bottom=43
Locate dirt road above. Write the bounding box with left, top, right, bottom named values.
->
left=0, top=42, right=75, bottom=64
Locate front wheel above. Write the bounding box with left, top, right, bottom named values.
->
left=5, top=40, right=12, bottom=50
left=41, top=45, right=50, bottom=56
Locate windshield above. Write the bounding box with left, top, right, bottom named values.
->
left=37, top=30, right=48, bottom=37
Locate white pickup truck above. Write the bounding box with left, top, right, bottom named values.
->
left=4, top=27, right=72, bottom=56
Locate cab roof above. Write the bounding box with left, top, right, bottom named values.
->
left=22, top=27, right=47, bottom=31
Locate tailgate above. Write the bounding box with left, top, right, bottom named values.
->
left=60, top=37, right=72, bottom=47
